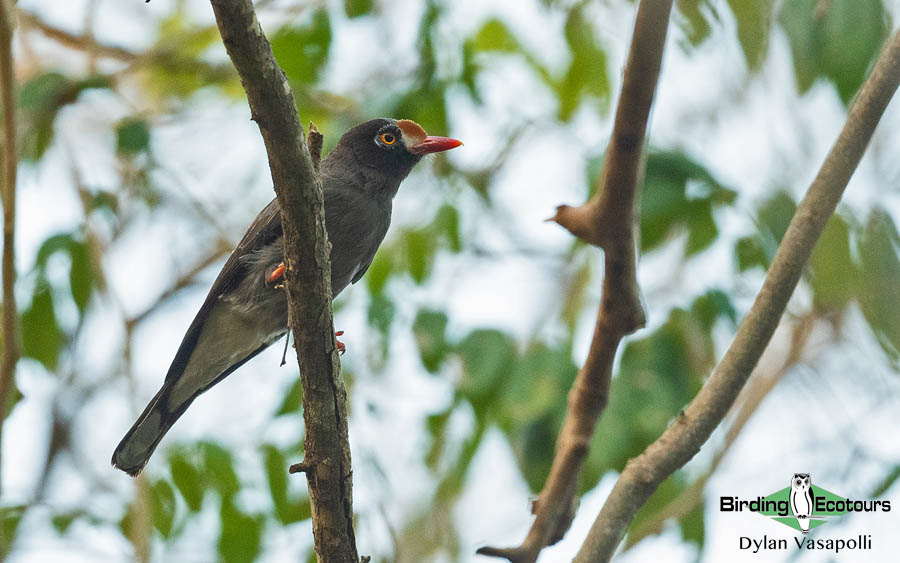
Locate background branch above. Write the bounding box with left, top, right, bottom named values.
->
left=0, top=0, right=20, bottom=501
left=575, top=28, right=900, bottom=563
left=478, top=1, right=672, bottom=561
left=207, top=2, right=357, bottom=562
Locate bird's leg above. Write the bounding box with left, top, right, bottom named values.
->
left=268, top=262, right=345, bottom=355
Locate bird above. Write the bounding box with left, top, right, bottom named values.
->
left=112, top=118, right=462, bottom=476
left=789, top=473, right=814, bottom=534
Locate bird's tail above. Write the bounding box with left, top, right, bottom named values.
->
left=111, top=380, right=192, bottom=476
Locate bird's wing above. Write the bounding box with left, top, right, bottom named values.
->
left=164, top=198, right=283, bottom=382
left=350, top=258, right=373, bottom=285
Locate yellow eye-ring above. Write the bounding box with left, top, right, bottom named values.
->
left=380, top=132, right=397, bottom=145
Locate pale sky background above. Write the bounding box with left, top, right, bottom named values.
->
left=4, top=0, right=900, bottom=562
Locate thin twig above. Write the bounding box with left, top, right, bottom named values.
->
left=308, top=121, right=323, bottom=174
left=125, top=242, right=232, bottom=329
left=575, top=29, right=900, bottom=562
left=477, top=1, right=672, bottom=561
left=17, top=9, right=136, bottom=61
left=207, top=2, right=357, bottom=562
left=0, top=0, right=20, bottom=502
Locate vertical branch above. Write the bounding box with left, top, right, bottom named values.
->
left=575, top=28, right=900, bottom=563
left=207, top=2, right=358, bottom=562
left=0, top=0, right=20, bottom=497
left=478, top=1, right=673, bottom=561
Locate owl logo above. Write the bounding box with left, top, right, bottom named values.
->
left=790, top=473, right=814, bottom=534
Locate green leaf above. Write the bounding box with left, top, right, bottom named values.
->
left=735, top=236, right=768, bottom=271
left=675, top=0, right=716, bottom=46
left=263, top=445, right=309, bottom=525
left=1, top=505, right=24, bottom=552
left=17, top=72, right=72, bottom=160
left=871, top=465, right=900, bottom=497
left=503, top=342, right=576, bottom=427
left=780, top=0, right=889, bottom=103
left=435, top=419, right=487, bottom=501
left=344, top=0, right=374, bottom=18
left=170, top=450, right=204, bottom=512
left=21, top=284, right=62, bottom=370
left=151, top=479, right=176, bottom=538
left=201, top=442, right=240, bottom=499
left=433, top=205, right=462, bottom=252
left=275, top=376, right=303, bottom=416
left=413, top=309, right=449, bottom=373
left=756, top=190, right=797, bottom=249
left=641, top=149, right=737, bottom=256
left=809, top=214, right=857, bottom=311
left=157, top=10, right=220, bottom=56
left=683, top=201, right=719, bottom=256
left=473, top=19, right=520, bottom=53
left=857, top=209, right=900, bottom=364
left=681, top=495, right=706, bottom=547
left=367, top=293, right=395, bottom=338
left=271, top=10, right=332, bottom=85
left=35, top=233, right=77, bottom=268
left=218, top=498, right=263, bottom=563
left=264, top=445, right=288, bottom=522
left=519, top=415, right=558, bottom=492
left=365, top=251, right=393, bottom=296
left=51, top=510, right=82, bottom=534
left=116, top=118, right=151, bottom=156
left=90, top=190, right=119, bottom=214
left=405, top=229, right=434, bottom=284
left=68, top=239, right=93, bottom=312
left=457, top=330, right=516, bottom=403
left=726, top=0, right=773, bottom=70
left=692, top=289, right=738, bottom=327
left=425, top=408, right=453, bottom=470
left=33, top=232, right=93, bottom=313
left=556, top=7, right=609, bottom=120
left=17, top=73, right=110, bottom=160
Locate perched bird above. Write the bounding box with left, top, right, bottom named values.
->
left=112, top=118, right=462, bottom=476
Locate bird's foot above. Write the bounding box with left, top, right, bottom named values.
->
left=267, top=263, right=344, bottom=355
left=267, top=262, right=286, bottom=287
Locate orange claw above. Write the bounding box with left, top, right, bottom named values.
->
left=266, top=262, right=286, bottom=285
left=335, top=331, right=345, bottom=355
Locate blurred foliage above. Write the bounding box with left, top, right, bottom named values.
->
left=3, top=0, right=900, bottom=562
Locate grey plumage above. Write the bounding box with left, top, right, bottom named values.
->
left=112, top=118, right=460, bottom=475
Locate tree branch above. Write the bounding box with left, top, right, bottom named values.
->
left=575, top=28, right=900, bottom=563
left=0, top=0, right=20, bottom=501
left=207, top=2, right=357, bottom=562
left=625, top=313, right=815, bottom=545
left=17, top=9, right=135, bottom=61
left=478, top=1, right=672, bottom=561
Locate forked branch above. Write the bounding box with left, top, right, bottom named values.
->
left=575, top=28, right=900, bottom=563
left=478, top=1, right=673, bottom=561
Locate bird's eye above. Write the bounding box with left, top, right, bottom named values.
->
left=380, top=132, right=397, bottom=145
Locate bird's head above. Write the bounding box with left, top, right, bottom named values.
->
left=322, top=118, right=462, bottom=194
